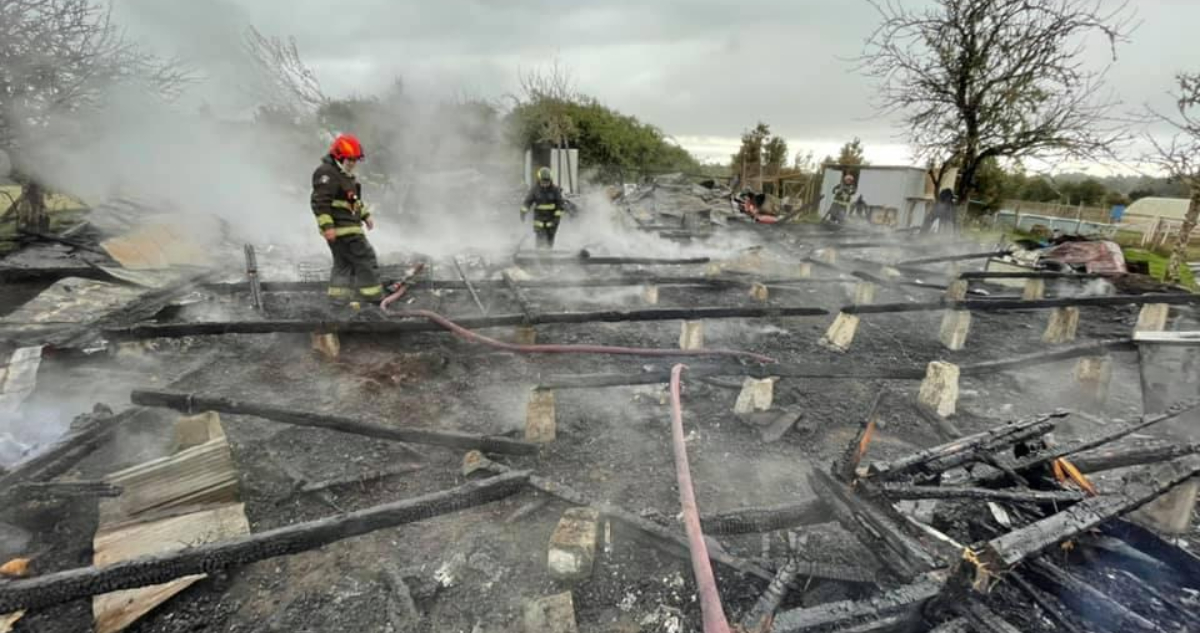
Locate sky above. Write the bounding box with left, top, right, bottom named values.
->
left=113, top=0, right=1200, bottom=170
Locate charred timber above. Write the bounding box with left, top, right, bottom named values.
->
left=1004, top=398, right=1200, bottom=473
left=895, top=251, right=1011, bottom=266
left=875, top=484, right=1084, bottom=504
left=2, top=480, right=123, bottom=504
left=1024, top=558, right=1161, bottom=633
left=1101, top=520, right=1200, bottom=587
left=244, top=244, right=263, bottom=313
left=0, top=407, right=140, bottom=491
left=209, top=276, right=773, bottom=294
left=456, top=257, right=489, bottom=316
left=539, top=364, right=927, bottom=390
left=982, top=458, right=1200, bottom=569
left=131, top=389, right=538, bottom=455
left=1008, top=572, right=1085, bottom=633
left=866, top=413, right=1066, bottom=480
left=959, top=339, right=1135, bottom=376
left=700, top=499, right=827, bottom=535
left=959, top=271, right=1103, bottom=280
left=0, top=471, right=529, bottom=613
left=501, top=270, right=535, bottom=324
left=808, top=468, right=940, bottom=580
left=1072, top=440, right=1200, bottom=474
left=770, top=572, right=946, bottom=633
left=514, top=254, right=710, bottom=266
left=103, top=305, right=831, bottom=340
left=957, top=600, right=1023, bottom=633
left=842, top=293, right=1200, bottom=315
left=0, top=265, right=113, bottom=283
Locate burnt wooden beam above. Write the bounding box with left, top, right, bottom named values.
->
left=771, top=572, right=946, bottom=633
left=957, top=600, right=1022, bottom=633
left=131, top=389, right=538, bottom=455
left=1072, top=440, right=1200, bottom=474
left=208, top=276, right=783, bottom=294
left=501, top=270, right=535, bottom=324
left=298, top=463, right=425, bottom=495
left=462, top=453, right=875, bottom=585
left=808, top=468, right=941, bottom=581
left=103, top=305, right=830, bottom=341
left=1008, top=572, right=1085, bottom=633
left=838, top=391, right=886, bottom=481
left=2, top=480, right=123, bottom=504
left=454, top=257, right=488, bottom=316
left=895, top=251, right=1011, bottom=266
left=1005, top=397, right=1200, bottom=472
left=514, top=253, right=710, bottom=266
left=0, top=265, right=114, bottom=283
left=866, top=412, right=1066, bottom=481
left=0, top=470, right=529, bottom=613
left=0, top=406, right=141, bottom=491
left=700, top=499, right=827, bottom=535
left=1101, top=520, right=1200, bottom=588
left=244, top=244, right=263, bottom=313
left=926, top=618, right=970, bottom=633
left=875, top=484, right=1084, bottom=505
left=959, top=271, right=1104, bottom=280
left=959, top=338, right=1136, bottom=375
left=1025, top=558, right=1162, bottom=633
left=982, top=458, right=1200, bottom=569
left=842, top=292, right=1200, bottom=315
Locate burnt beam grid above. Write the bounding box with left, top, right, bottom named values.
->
left=841, top=293, right=1200, bottom=315
left=513, top=253, right=711, bottom=266
left=958, top=271, right=1105, bottom=281
left=102, top=305, right=831, bottom=341
left=206, top=275, right=860, bottom=295
left=131, top=389, right=539, bottom=456
left=0, top=471, right=530, bottom=614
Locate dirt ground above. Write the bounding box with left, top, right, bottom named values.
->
left=6, top=222, right=1199, bottom=633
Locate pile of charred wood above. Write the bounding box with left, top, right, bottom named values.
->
left=748, top=395, right=1200, bottom=633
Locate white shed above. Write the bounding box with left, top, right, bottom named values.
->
left=819, top=164, right=947, bottom=228
left=1126, top=197, right=1191, bottom=222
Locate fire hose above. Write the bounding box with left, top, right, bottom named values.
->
left=378, top=307, right=777, bottom=364
left=669, top=364, right=731, bottom=633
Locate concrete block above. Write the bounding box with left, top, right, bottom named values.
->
left=1022, top=278, right=1046, bottom=301
left=853, top=281, right=877, bottom=306
left=548, top=507, right=599, bottom=581
left=174, top=412, right=224, bottom=451
left=310, top=333, right=340, bottom=360
left=1073, top=356, right=1112, bottom=403
left=641, top=285, right=659, bottom=305
left=679, top=321, right=704, bottom=350
left=1135, top=303, right=1170, bottom=334
left=919, top=361, right=960, bottom=418
left=515, top=326, right=537, bottom=345
left=749, top=282, right=769, bottom=302
left=820, top=312, right=860, bottom=352
left=523, top=592, right=578, bottom=633
left=525, top=390, right=556, bottom=443
left=504, top=266, right=533, bottom=282
left=797, top=262, right=813, bottom=278
left=734, top=377, right=775, bottom=414
left=938, top=310, right=971, bottom=351
left=816, top=248, right=838, bottom=265
left=1042, top=307, right=1080, bottom=344
left=1132, top=478, right=1200, bottom=535
left=880, top=266, right=902, bottom=279
left=944, top=280, right=969, bottom=302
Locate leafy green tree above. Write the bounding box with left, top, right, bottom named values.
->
left=836, top=137, right=867, bottom=166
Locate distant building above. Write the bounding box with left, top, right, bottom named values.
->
left=1125, top=197, right=1192, bottom=222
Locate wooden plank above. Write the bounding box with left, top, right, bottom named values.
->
left=92, top=503, right=250, bottom=633
left=771, top=573, right=945, bottom=632
left=0, top=472, right=529, bottom=613
left=100, top=438, right=238, bottom=525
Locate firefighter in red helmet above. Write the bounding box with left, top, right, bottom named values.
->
left=310, top=134, right=382, bottom=307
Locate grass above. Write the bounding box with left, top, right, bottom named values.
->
left=1123, top=248, right=1197, bottom=290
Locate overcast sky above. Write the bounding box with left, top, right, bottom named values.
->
left=115, top=0, right=1199, bottom=168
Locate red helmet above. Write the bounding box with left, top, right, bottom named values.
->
left=330, top=134, right=365, bottom=161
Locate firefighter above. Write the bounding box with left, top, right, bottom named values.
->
left=827, top=173, right=857, bottom=224
left=922, top=188, right=958, bottom=234
left=311, top=134, right=383, bottom=307
left=521, top=167, right=570, bottom=249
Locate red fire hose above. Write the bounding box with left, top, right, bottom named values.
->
left=380, top=308, right=777, bottom=364
left=669, top=364, right=731, bottom=633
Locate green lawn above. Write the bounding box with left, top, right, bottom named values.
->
left=1123, top=248, right=1197, bottom=289
left=0, top=185, right=90, bottom=256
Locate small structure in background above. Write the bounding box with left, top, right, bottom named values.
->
left=818, top=163, right=954, bottom=229
left=524, top=145, right=579, bottom=195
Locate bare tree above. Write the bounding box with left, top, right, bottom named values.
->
left=858, top=0, right=1135, bottom=203
left=517, top=57, right=579, bottom=151
left=0, top=0, right=190, bottom=229
left=243, top=26, right=327, bottom=115
left=1146, top=72, right=1200, bottom=284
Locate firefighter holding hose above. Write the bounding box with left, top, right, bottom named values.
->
left=521, top=167, right=573, bottom=250
left=311, top=134, right=385, bottom=309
